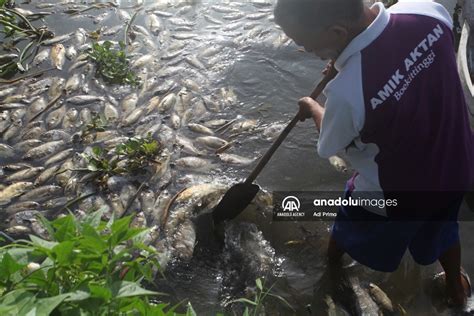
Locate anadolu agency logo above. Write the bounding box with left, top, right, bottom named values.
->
left=282, top=196, right=300, bottom=211
left=277, top=196, right=305, bottom=218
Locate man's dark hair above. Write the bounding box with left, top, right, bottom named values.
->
left=274, top=0, right=364, bottom=31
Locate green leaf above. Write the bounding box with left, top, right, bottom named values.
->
left=112, top=281, right=160, bottom=298
left=185, top=302, right=197, bottom=316
left=64, top=289, right=90, bottom=302
left=0, top=253, right=25, bottom=281
left=228, top=298, right=257, bottom=306
left=255, top=278, right=263, bottom=291
left=35, top=294, right=70, bottom=315
left=52, top=215, right=76, bottom=242
left=88, top=284, right=112, bottom=301
left=29, top=235, right=58, bottom=250
left=0, top=290, right=35, bottom=315
left=52, top=241, right=75, bottom=265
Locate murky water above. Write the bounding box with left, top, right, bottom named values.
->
left=2, top=0, right=474, bottom=315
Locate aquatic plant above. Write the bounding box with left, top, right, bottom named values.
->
left=86, top=40, right=140, bottom=86
left=0, top=209, right=194, bottom=315
left=80, top=134, right=162, bottom=189
left=228, top=278, right=294, bottom=316
left=0, top=5, right=54, bottom=78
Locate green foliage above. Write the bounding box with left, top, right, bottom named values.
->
left=0, top=210, right=193, bottom=315
left=228, top=278, right=294, bottom=316
left=81, top=134, right=162, bottom=188
left=87, top=40, right=140, bottom=86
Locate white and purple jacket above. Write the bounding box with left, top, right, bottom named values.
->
left=318, top=0, right=474, bottom=215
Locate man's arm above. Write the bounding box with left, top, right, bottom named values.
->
left=297, top=96, right=325, bottom=132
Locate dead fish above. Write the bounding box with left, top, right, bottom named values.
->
left=33, top=49, right=50, bottom=66
left=0, top=182, right=34, bottom=205
left=175, top=157, right=215, bottom=170
left=147, top=14, right=162, bottom=36
left=19, top=185, right=62, bottom=203
left=184, top=55, right=206, bottom=70
left=176, top=135, right=205, bottom=156
left=247, top=12, right=268, bottom=20
left=25, top=97, right=47, bottom=121
left=48, top=77, right=66, bottom=100
left=23, top=140, right=64, bottom=160
left=50, top=44, right=66, bottom=70
left=195, top=136, right=228, bottom=149
left=328, top=155, right=348, bottom=173
left=41, top=129, right=72, bottom=142
left=74, top=28, right=87, bottom=46
left=324, top=295, right=350, bottom=316
left=14, top=139, right=43, bottom=152
left=104, top=103, right=119, bottom=122
left=231, top=119, right=258, bottom=133
left=158, top=93, right=176, bottom=113
left=5, top=225, right=31, bottom=235
left=35, top=164, right=61, bottom=186
left=349, top=277, right=380, bottom=316
left=121, top=93, right=138, bottom=114
left=41, top=33, right=72, bottom=46
left=131, top=54, right=154, bottom=69
left=122, top=107, right=145, bottom=127
left=66, top=95, right=105, bottom=105
left=5, top=201, right=41, bottom=215
left=204, top=14, right=223, bottom=25
left=368, top=283, right=394, bottom=313
left=145, top=96, right=160, bottom=115
left=262, top=122, right=285, bottom=140
left=103, top=24, right=122, bottom=36
left=170, top=218, right=196, bottom=259
left=172, top=33, right=198, bottom=40
left=170, top=112, right=181, bottom=129
left=0, top=143, right=16, bottom=159
left=4, top=167, right=44, bottom=182
left=65, top=73, right=82, bottom=95
left=117, top=9, right=131, bottom=21
left=211, top=5, right=238, bottom=14
left=46, top=106, right=66, bottom=129
left=188, top=123, right=214, bottom=135
left=203, top=119, right=227, bottom=128
left=44, top=148, right=73, bottom=166
left=65, top=45, right=77, bottom=60
left=218, top=153, right=255, bottom=166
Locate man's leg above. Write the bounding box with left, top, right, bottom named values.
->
left=439, top=241, right=469, bottom=306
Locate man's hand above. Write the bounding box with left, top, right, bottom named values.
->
left=297, top=97, right=325, bottom=131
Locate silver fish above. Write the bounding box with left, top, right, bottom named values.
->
left=19, top=185, right=62, bottom=202
left=5, top=201, right=41, bottom=215
left=218, top=153, right=255, bottom=166
left=0, top=182, right=34, bottom=205
left=65, top=45, right=77, bottom=60
left=175, top=157, right=215, bottom=170
left=23, top=140, right=65, bottom=160
left=41, top=33, right=72, bottom=46
left=44, top=148, right=73, bottom=166
left=368, top=283, right=394, bottom=313
left=187, top=123, right=214, bottom=135
left=147, top=14, right=162, bottom=36
left=5, top=167, right=44, bottom=182
left=33, top=49, right=50, bottom=66
left=35, top=164, right=61, bottom=186
left=104, top=103, right=120, bottom=122
left=66, top=95, right=105, bottom=105
left=195, top=136, right=228, bottom=149
left=328, top=156, right=348, bottom=173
